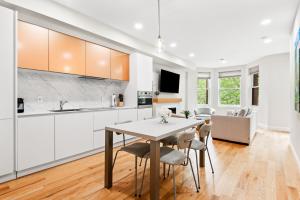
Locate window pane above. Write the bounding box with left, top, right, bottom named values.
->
left=220, top=89, right=240, bottom=105
left=197, top=89, right=208, bottom=104
left=252, top=87, right=259, bottom=106
left=197, top=79, right=208, bottom=104
left=253, top=73, right=259, bottom=87
left=219, top=76, right=240, bottom=89
left=198, top=79, right=207, bottom=89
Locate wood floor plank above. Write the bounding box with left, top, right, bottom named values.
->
left=0, top=130, right=299, bottom=200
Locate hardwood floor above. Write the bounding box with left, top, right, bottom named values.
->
left=0, top=129, right=300, bottom=200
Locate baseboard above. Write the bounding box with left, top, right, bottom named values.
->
left=290, top=140, right=300, bottom=171
left=258, top=123, right=290, bottom=132
left=258, top=123, right=268, bottom=129
left=268, top=126, right=290, bottom=133
left=0, top=173, right=16, bottom=184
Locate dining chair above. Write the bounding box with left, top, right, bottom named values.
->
left=191, top=123, right=214, bottom=189
left=112, top=120, right=150, bottom=196
left=139, top=130, right=199, bottom=199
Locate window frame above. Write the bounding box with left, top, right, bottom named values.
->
left=251, top=73, right=259, bottom=106
left=197, top=78, right=210, bottom=105
left=218, top=75, right=241, bottom=107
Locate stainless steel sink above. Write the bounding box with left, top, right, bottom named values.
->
left=49, top=109, right=82, bottom=112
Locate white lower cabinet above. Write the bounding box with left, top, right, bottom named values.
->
left=17, top=116, right=54, bottom=171
left=0, top=119, right=14, bottom=176
left=118, top=109, right=138, bottom=139
left=138, top=108, right=153, bottom=120
left=93, top=130, right=105, bottom=149
left=55, top=113, right=94, bottom=160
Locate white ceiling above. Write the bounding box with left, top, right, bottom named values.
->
left=52, top=0, right=299, bottom=68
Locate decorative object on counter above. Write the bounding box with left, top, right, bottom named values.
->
left=154, top=90, right=160, bottom=96
left=111, top=93, right=117, bottom=107
left=182, top=110, right=191, bottom=119
left=158, top=108, right=172, bottom=124
left=118, top=94, right=124, bottom=107
left=18, top=98, right=24, bottom=113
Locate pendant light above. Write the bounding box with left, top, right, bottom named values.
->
left=157, top=0, right=163, bottom=53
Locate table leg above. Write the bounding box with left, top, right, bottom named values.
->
left=150, top=140, right=160, bottom=200
left=105, top=130, right=113, bottom=188
left=200, top=137, right=205, bottom=167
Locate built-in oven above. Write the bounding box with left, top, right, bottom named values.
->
left=137, top=91, right=153, bottom=108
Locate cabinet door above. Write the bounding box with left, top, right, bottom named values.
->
left=86, top=42, right=110, bottom=78
left=94, top=130, right=105, bottom=149
left=138, top=108, right=153, bottom=120
left=0, top=119, right=14, bottom=176
left=55, top=113, right=93, bottom=160
left=94, top=110, right=118, bottom=131
left=17, top=116, right=55, bottom=171
left=118, top=109, right=137, bottom=139
left=49, top=30, right=85, bottom=75
left=18, top=21, right=49, bottom=71
left=0, top=6, right=14, bottom=120
left=110, top=50, right=129, bottom=81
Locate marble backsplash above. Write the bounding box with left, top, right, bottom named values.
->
left=18, top=69, right=127, bottom=113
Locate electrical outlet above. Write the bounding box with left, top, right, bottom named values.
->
left=37, top=96, right=43, bottom=104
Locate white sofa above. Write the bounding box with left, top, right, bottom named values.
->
left=211, top=113, right=256, bottom=145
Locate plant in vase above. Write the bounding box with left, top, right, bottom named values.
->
left=158, top=108, right=172, bottom=124
left=182, top=110, right=191, bottom=119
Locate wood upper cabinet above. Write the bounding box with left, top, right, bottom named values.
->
left=110, top=50, right=129, bottom=81
left=49, top=30, right=85, bottom=75
left=18, top=21, right=49, bottom=71
left=86, top=42, right=110, bottom=78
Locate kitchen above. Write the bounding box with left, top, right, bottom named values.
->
left=0, top=9, right=155, bottom=182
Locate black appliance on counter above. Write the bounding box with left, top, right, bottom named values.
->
left=137, top=91, right=153, bottom=108
left=18, top=98, right=24, bottom=113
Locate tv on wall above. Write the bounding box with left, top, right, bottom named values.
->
left=295, top=28, right=300, bottom=112
left=160, top=69, right=180, bottom=93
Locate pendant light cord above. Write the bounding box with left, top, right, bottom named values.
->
left=158, top=0, right=161, bottom=38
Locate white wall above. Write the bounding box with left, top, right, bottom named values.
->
left=290, top=4, right=300, bottom=164
left=248, top=53, right=290, bottom=131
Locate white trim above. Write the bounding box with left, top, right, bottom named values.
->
left=290, top=141, right=300, bottom=171
left=268, top=126, right=290, bottom=133
left=258, top=123, right=268, bottom=129
left=0, top=173, right=16, bottom=184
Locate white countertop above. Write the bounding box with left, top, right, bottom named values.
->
left=17, top=106, right=139, bottom=117
left=106, top=117, right=204, bottom=141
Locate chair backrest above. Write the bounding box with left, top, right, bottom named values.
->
left=177, top=130, right=195, bottom=149
left=199, top=123, right=212, bottom=138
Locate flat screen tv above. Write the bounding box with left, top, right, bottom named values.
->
left=160, top=69, right=180, bottom=93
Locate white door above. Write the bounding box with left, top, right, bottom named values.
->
left=17, top=116, right=55, bottom=171
left=0, top=6, right=14, bottom=120
left=0, top=119, right=14, bottom=176
left=55, top=113, right=94, bottom=160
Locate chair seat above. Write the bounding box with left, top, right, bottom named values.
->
left=191, top=139, right=205, bottom=150
left=121, top=142, right=150, bottom=158
left=160, top=146, right=186, bottom=165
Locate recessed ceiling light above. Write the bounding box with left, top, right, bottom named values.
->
left=170, top=42, right=177, bottom=48
left=219, top=58, right=227, bottom=64
left=134, top=23, right=143, bottom=30
left=260, top=19, right=272, bottom=26
left=189, top=53, right=195, bottom=57
left=261, top=36, right=272, bottom=44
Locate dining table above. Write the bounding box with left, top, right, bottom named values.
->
left=104, top=117, right=204, bottom=200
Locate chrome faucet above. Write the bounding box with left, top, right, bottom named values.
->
left=59, top=100, right=68, bottom=110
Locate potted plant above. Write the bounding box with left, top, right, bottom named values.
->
left=182, top=110, right=191, bottom=119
